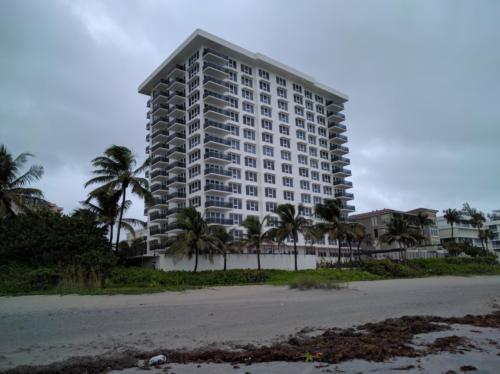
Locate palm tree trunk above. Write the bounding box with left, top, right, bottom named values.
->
left=293, top=240, right=298, bottom=271
left=257, top=243, right=261, bottom=270
left=337, top=239, right=342, bottom=267
left=223, top=251, right=227, bottom=271
left=356, top=242, right=361, bottom=262
left=109, top=224, right=114, bottom=248
left=348, top=242, right=353, bottom=263
left=451, top=223, right=454, bottom=242
left=115, top=188, right=127, bottom=250
left=194, top=246, right=199, bottom=273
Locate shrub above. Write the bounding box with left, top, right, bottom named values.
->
left=288, top=277, right=347, bottom=290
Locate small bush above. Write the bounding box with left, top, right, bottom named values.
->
left=289, top=277, right=347, bottom=290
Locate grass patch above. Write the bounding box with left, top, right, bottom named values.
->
left=1, top=257, right=499, bottom=296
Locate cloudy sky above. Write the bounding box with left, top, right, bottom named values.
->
left=1, top=0, right=499, bottom=220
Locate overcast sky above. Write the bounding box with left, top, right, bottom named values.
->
left=1, top=0, right=499, bottom=220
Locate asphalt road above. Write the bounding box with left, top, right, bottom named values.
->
left=1, top=276, right=499, bottom=370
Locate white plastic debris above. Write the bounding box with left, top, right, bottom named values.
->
left=148, top=354, right=167, bottom=366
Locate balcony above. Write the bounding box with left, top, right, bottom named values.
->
left=334, top=191, right=354, bottom=200
left=329, top=133, right=348, bottom=144
left=203, top=90, right=228, bottom=107
left=166, top=132, right=186, bottom=146
left=166, top=191, right=186, bottom=201
left=150, top=226, right=168, bottom=236
left=151, top=156, right=169, bottom=167
left=206, top=217, right=233, bottom=225
left=153, top=198, right=168, bottom=207
left=203, top=61, right=230, bottom=79
left=204, top=150, right=231, bottom=164
left=326, top=100, right=345, bottom=111
left=166, top=118, right=186, bottom=132
left=330, top=144, right=349, bottom=155
left=341, top=204, right=356, bottom=212
left=327, top=111, right=346, bottom=122
left=205, top=200, right=233, bottom=209
left=151, top=116, right=169, bottom=129
left=332, top=155, right=350, bottom=166
left=166, top=64, right=185, bottom=79
left=150, top=170, right=168, bottom=181
left=167, top=77, right=186, bottom=90
left=204, top=135, right=231, bottom=149
left=204, top=119, right=232, bottom=135
left=167, top=104, right=185, bottom=117
left=333, top=179, right=353, bottom=189
left=329, top=123, right=347, bottom=133
left=166, top=208, right=183, bottom=217
left=165, top=161, right=186, bottom=172
left=166, top=176, right=186, bottom=186
left=167, top=91, right=186, bottom=105
left=332, top=167, right=352, bottom=177
left=204, top=167, right=232, bottom=179
left=151, top=103, right=169, bottom=116
left=204, top=183, right=233, bottom=194
left=203, top=47, right=229, bottom=64
left=150, top=142, right=168, bottom=154
left=150, top=184, right=168, bottom=193
left=203, top=76, right=230, bottom=92
left=204, top=104, right=230, bottom=121
left=150, top=211, right=169, bottom=221
left=165, top=146, right=185, bottom=159
left=151, top=91, right=169, bottom=105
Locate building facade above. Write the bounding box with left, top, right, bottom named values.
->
left=138, top=30, right=353, bottom=259
left=351, top=208, right=440, bottom=252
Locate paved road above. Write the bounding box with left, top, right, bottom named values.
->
left=1, top=276, right=499, bottom=370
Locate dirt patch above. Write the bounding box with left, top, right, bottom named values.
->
left=4, top=311, right=499, bottom=374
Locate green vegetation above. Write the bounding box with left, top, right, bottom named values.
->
left=1, top=257, right=499, bottom=296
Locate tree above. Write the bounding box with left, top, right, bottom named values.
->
left=0, top=144, right=46, bottom=218
left=165, top=207, right=217, bottom=273
left=267, top=204, right=311, bottom=271
left=379, top=215, right=421, bottom=261
left=413, top=212, right=434, bottom=245
left=469, top=211, right=486, bottom=248
left=85, top=145, right=151, bottom=249
left=443, top=208, right=462, bottom=243
left=211, top=226, right=240, bottom=271
left=241, top=215, right=272, bottom=271
left=313, top=199, right=345, bottom=266
left=349, top=222, right=371, bottom=262
left=79, top=189, right=146, bottom=247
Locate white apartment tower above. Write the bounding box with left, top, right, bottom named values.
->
left=139, top=30, right=354, bottom=256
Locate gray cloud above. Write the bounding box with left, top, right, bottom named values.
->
left=1, top=0, right=499, bottom=219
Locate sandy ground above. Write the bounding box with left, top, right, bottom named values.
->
left=1, top=276, right=499, bottom=371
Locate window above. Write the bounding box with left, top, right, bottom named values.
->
left=266, top=202, right=277, bottom=212
left=188, top=50, right=199, bottom=66
left=308, top=135, right=317, bottom=145
left=241, top=63, right=252, bottom=75
left=246, top=200, right=259, bottom=211
left=264, top=173, right=275, bottom=184
left=228, top=58, right=237, bottom=69
left=262, top=132, right=273, bottom=144
left=300, top=180, right=310, bottom=190
left=241, top=76, right=253, bottom=87
left=276, top=76, right=286, bottom=86
left=313, top=196, right=322, bottom=205
left=189, top=119, right=200, bottom=134
left=242, top=88, right=253, bottom=100
left=311, top=171, right=320, bottom=181
left=258, top=69, right=270, bottom=80
left=315, top=94, right=324, bottom=103
left=244, top=129, right=255, bottom=140
left=245, top=170, right=257, bottom=181
left=265, top=187, right=276, bottom=198
left=243, top=102, right=254, bottom=113
left=228, top=83, right=238, bottom=95
left=307, top=112, right=314, bottom=121
left=282, top=163, right=292, bottom=174
left=299, top=167, right=309, bottom=177
left=189, top=180, right=201, bottom=193
left=243, top=115, right=255, bottom=127
left=261, top=106, right=272, bottom=117
left=277, top=87, right=287, bottom=98
left=280, top=138, right=290, bottom=148
left=228, top=71, right=237, bottom=82
left=298, top=155, right=307, bottom=165
left=245, top=156, right=257, bottom=168
left=283, top=177, right=293, bottom=187
left=228, top=111, right=239, bottom=122
left=263, top=145, right=274, bottom=156
left=295, top=106, right=304, bottom=116
left=260, top=92, right=271, bottom=104
left=278, top=100, right=288, bottom=110
left=281, top=150, right=291, bottom=160
left=229, top=198, right=242, bottom=209
left=307, top=123, right=316, bottom=133
left=189, top=165, right=200, bottom=178
left=322, top=174, right=331, bottom=183
left=229, top=167, right=241, bottom=179
left=306, top=101, right=313, bottom=110
left=323, top=186, right=332, bottom=195
left=320, top=150, right=329, bottom=160
left=319, top=139, right=328, bottom=148
left=229, top=152, right=240, bottom=164
left=190, top=196, right=201, bottom=208
left=305, top=90, right=312, bottom=99
left=189, top=106, right=200, bottom=120
left=312, top=183, right=320, bottom=193
left=189, top=91, right=200, bottom=106
left=294, top=94, right=303, bottom=105
left=321, top=161, right=330, bottom=171
left=293, top=83, right=302, bottom=93
left=297, top=142, right=307, bottom=153
left=316, top=104, right=324, bottom=114
left=189, top=150, right=200, bottom=163
left=279, top=125, right=289, bottom=135
left=262, top=119, right=272, bottom=130
left=279, top=112, right=289, bottom=123
left=188, top=63, right=199, bottom=79
left=246, top=185, right=258, bottom=196
left=318, top=127, right=326, bottom=137
left=244, top=143, right=256, bottom=154
left=227, top=96, right=238, bottom=109
left=229, top=124, right=239, bottom=136
left=229, top=183, right=241, bottom=194
left=263, top=159, right=275, bottom=170
left=231, top=139, right=240, bottom=150
left=259, top=81, right=270, bottom=92
left=189, top=77, right=199, bottom=92
left=296, top=130, right=306, bottom=140
left=189, top=134, right=200, bottom=148
left=296, top=118, right=305, bottom=128
left=310, top=159, right=318, bottom=169
left=284, top=190, right=294, bottom=201
left=301, top=194, right=311, bottom=204
left=230, top=213, right=243, bottom=224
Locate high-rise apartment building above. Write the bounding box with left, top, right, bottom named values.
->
left=139, top=30, right=353, bottom=256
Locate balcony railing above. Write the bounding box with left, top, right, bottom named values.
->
left=203, top=90, right=228, bottom=101
left=341, top=204, right=356, bottom=211
left=152, top=116, right=169, bottom=126
left=204, top=104, right=231, bottom=117
left=330, top=144, right=349, bottom=153
left=151, top=143, right=168, bottom=153
left=205, top=200, right=233, bottom=208
left=333, top=180, right=353, bottom=187
left=167, top=104, right=186, bottom=115
left=166, top=192, right=186, bottom=200
left=151, top=130, right=170, bottom=139
left=206, top=217, right=233, bottom=225
left=204, top=184, right=232, bottom=193
left=329, top=123, right=347, bottom=131
left=151, top=184, right=168, bottom=193
left=204, top=135, right=231, bottom=146
left=332, top=155, right=350, bottom=164
left=326, top=100, right=345, bottom=110
left=150, top=170, right=168, bottom=179
left=204, top=119, right=232, bottom=132
left=165, top=161, right=186, bottom=171
left=165, top=146, right=185, bottom=157
left=204, top=151, right=231, bottom=161
left=151, top=156, right=169, bottom=165
left=150, top=227, right=168, bottom=236
left=327, top=112, right=346, bottom=120
left=203, top=47, right=229, bottom=61
left=150, top=212, right=168, bottom=220
left=153, top=198, right=168, bottom=205
left=332, top=167, right=352, bottom=176
left=166, top=176, right=186, bottom=185
left=203, top=76, right=231, bottom=89
left=335, top=191, right=354, bottom=199
left=166, top=132, right=186, bottom=143
left=204, top=167, right=232, bottom=177
left=203, top=61, right=231, bottom=75
left=330, top=134, right=348, bottom=142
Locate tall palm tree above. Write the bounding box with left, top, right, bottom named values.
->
left=211, top=225, right=240, bottom=271
left=241, top=215, right=272, bottom=271
left=267, top=204, right=311, bottom=271
left=0, top=144, right=45, bottom=217
left=314, top=199, right=345, bottom=266
left=414, top=212, right=434, bottom=245
left=349, top=222, right=370, bottom=262
left=479, top=228, right=495, bottom=251
left=443, top=208, right=462, bottom=243
left=85, top=145, right=151, bottom=249
left=80, top=189, right=146, bottom=247
left=165, top=207, right=218, bottom=273
left=469, top=211, right=486, bottom=247
left=380, top=215, right=421, bottom=261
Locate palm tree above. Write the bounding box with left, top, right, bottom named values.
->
left=349, top=222, right=371, bottom=262
left=165, top=207, right=218, bottom=272
left=85, top=145, right=151, bottom=249
left=80, top=189, right=146, bottom=247
left=379, top=215, right=421, bottom=261
left=469, top=211, right=486, bottom=247
left=241, top=215, right=272, bottom=271
left=443, top=209, right=462, bottom=243
left=211, top=226, right=240, bottom=271
left=0, top=144, right=45, bottom=218
left=478, top=228, right=495, bottom=251
left=314, top=199, right=345, bottom=266
left=414, top=212, right=434, bottom=245
left=267, top=204, right=311, bottom=271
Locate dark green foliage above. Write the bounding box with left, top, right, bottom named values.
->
left=0, top=264, right=61, bottom=293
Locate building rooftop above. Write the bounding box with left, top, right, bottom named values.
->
left=138, top=29, right=348, bottom=101
left=351, top=207, right=438, bottom=220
